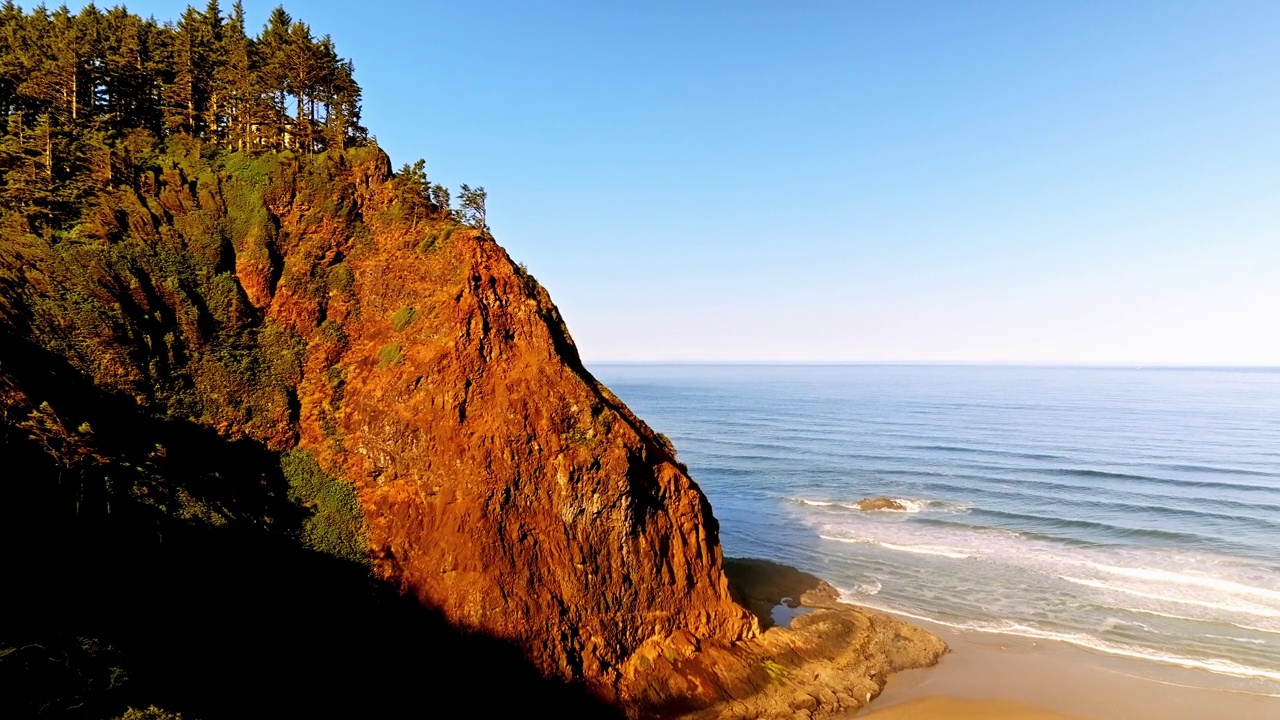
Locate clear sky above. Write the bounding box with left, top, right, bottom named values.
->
left=114, top=1, right=1279, bottom=365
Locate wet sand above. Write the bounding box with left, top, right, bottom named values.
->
left=852, top=614, right=1280, bottom=720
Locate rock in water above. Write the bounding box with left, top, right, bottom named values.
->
left=857, top=497, right=908, bottom=511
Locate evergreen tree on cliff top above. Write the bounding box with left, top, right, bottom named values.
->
left=0, top=2, right=367, bottom=229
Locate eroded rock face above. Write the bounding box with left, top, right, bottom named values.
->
left=3, top=146, right=939, bottom=713
left=224, top=154, right=761, bottom=691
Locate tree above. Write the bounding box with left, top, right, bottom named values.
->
left=398, top=159, right=429, bottom=197
left=215, top=2, right=253, bottom=149
left=0, top=2, right=371, bottom=227
left=458, top=184, right=487, bottom=232
left=429, top=183, right=450, bottom=214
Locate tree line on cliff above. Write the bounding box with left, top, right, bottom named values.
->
left=0, top=1, right=489, bottom=232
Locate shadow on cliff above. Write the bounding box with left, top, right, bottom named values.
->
left=0, top=335, right=625, bottom=719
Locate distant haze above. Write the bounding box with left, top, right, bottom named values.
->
left=117, top=1, right=1280, bottom=365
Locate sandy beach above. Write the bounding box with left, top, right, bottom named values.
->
left=860, top=698, right=1084, bottom=720
left=852, top=615, right=1280, bottom=720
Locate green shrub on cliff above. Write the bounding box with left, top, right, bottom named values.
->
left=391, top=306, right=418, bottom=331
left=281, top=450, right=368, bottom=564
left=377, top=343, right=404, bottom=368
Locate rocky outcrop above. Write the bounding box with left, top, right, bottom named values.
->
left=2, top=146, right=945, bottom=716
left=723, top=557, right=841, bottom=628
left=856, top=497, right=908, bottom=511
left=254, top=152, right=943, bottom=709
left=620, top=558, right=947, bottom=719
left=211, top=151, right=761, bottom=694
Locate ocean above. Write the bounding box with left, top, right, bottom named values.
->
left=593, top=364, right=1280, bottom=696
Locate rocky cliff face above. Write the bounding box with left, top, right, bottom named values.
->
left=2, top=145, right=943, bottom=718
left=286, top=155, right=761, bottom=690
left=0, top=145, right=757, bottom=699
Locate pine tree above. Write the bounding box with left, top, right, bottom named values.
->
left=216, top=2, right=253, bottom=150
left=458, top=184, right=487, bottom=232
left=257, top=6, right=293, bottom=146
left=0, top=2, right=371, bottom=226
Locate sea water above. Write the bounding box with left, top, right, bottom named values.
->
left=593, top=364, right=1280, bottom=696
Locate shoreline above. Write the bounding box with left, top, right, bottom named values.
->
left=848, top=610, right=1280, bottom=720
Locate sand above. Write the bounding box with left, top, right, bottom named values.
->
left=860, top=697, right=1084, bottom=720
left=850, top=614, right=1280, bottom=720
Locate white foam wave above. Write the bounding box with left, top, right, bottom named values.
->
left=819, top=534, right=971, bottom=559
left=1205, top=634, right=1267, bottom=646
left=788, top=496, right=964, bottom=514
left=1125, top=606, right=1212, bottom=623
left=859, top=578, right=882, bottom=595
left=841, top=598, right=1280, bottom=684
left=1060, top=576, right=1280, bottom=618
left=1098, top=617, right=1152, bottom=633
left=1233, top=622, right=1280, bottom=636
left=1084, top=562, right=1280, bottom=602
left=880, top=541, right=970, bottom=559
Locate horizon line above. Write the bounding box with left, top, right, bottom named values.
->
left=580, top=359, right=1280, bottom=370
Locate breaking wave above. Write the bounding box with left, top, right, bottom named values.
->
left=840, top=597, right=1280, bottom=688
left=819, top=534, right=971, bottom=559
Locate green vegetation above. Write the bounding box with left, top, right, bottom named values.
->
left=377, top=342, right=404, bottom=368
left=762, top=659, right=793, bottom=684
left=114, top=707, right=186, bottom=720
left=280, top=449, right=367, bottom=563
left=0, top=2, right=366, bottom=230
left=417, top=223, right=457, bottom=254
left=391, top=306, right=418, bottom=331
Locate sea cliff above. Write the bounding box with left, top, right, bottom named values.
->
left=0, top=145, right=942, bottom=717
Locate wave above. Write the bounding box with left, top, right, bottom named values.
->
left=841, top=598, right=1280, bottom=685
left=1156, top=463, right=1280, bottom=479
left=819, top=534, right=970, bottom=559
left=787, top=496, right=968, bottom=514
left=791, top=499, right=837, bottom=507
left=971, top=507, right=1229, bottom=546
left=1233, top=622, right=1280, bottom=636
left=1205, top=634, right=1268, bottom=646
left=1083, top=562, right=1280, bottom=601
left=1059, top=576, right=1280, bottom=618
left=1090, top=604, right=1280, bottom=640
left=908, top=444, right=1069, bottom=462
left=1037, top=466, right=1280, bottom=495
left=889, top=468, right=1280, bottom=521
left=860, top=578, right=882, bottom=595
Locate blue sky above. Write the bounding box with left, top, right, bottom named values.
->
left=114, top=1, right=1279, bottom=364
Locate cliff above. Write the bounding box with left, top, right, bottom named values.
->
left=0, top=144, right=942, bottom=718
left=283, top=150, right=762, bottom=687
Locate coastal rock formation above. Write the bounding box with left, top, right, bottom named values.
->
left=300, top=157, right=760, bottom=687
left=0, top=5, right=943, bottom=715
left=623, top=558, right=948, bottom=718
left=857, top=497, right=909, bottom=511
left=1, top=145, right=944, bottom=716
